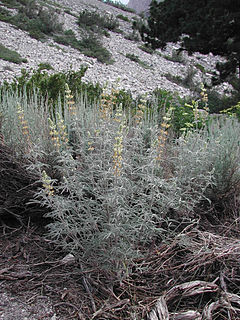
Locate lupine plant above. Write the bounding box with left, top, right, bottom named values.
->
left=0, top=83, right=239, bottom=276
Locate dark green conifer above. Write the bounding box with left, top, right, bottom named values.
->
left=142, top=0, right=240, bottom=82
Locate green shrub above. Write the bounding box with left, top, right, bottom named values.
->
left=150, top=88, right=209, bottom=136
left=124, top=31, right=140, bottom=42
left=164, top=66, right=197, bottom=90
left=126, top=53, right=140, bottom=62
left=64, top=8, right=77, bottom=18
left=77, top=35, right=113, bottom=64
left=207, top=75, right=240, bottom=113
left=99, top=0, right=136, bottom=13
left=0, top=0, right=20, bottom=9
left=116, top=14, right=129, bottom=22
left=207, top=89, right=240, bottom=114
left=0, top=43, right=27, bottom=64
left=54, top=31, right=113, bottom=64
left=26, top=97, right=214, bottom=273
left=0, top=68, right=102, bottom=110
left=5, top=0, right=63, bottom=40
left=132, top=17, right=146, bottom=34
left=125, top=53, right=151, bottom=69
left=0, top=6, right=12, bottom=21
left=138, top=45, right=154, bottom=54
left=37, top=62, right=54, bottom=71
left=164, top=49, right=186, bottom=64
left=78, top=9, right=119, bottom=34
left=220, top=102, right=240, bottom=120
left=195, top=63, right=205, bottom=73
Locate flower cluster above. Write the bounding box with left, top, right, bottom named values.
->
left=156, top=106, right=174, bottom=162
left=17, top=104, right=31, bottom=146
left=100, top=87, right=119, bottom=120
left=41, top=170, right=54, bottom=196
left=87, top=131, right=95, bottom=152
left=65, top=84, right=76, bottom=117
left=200, top=84, right=208, bottom=104
left=56, top=113, right=69, bottom=145
left=48, top=113, right=68, bottom=151
left=48, top=118, right=60, bottom=151
left=135, top=96, right=147, bottom=125
left=113, top=104, right=125, bottom=176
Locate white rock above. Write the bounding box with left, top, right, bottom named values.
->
left=0, top=0, right=233, bottom=99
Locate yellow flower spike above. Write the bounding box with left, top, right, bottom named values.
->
left=55, top=113, right=69, bottom=150
left=42, top=170, right=54, bottom=196
left=65, top=84, right=76, bottom=117
left=161, top=123, right=171, bottom=129
left=16, top=104, right=32, bottom=149
left=113, top=107, right=125, bottom=177
left=156, top=106, right=174, bottom=162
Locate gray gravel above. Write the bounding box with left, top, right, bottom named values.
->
left=0, top=0, right=234, bottom=98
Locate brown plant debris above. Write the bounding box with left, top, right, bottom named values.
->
left=0, top=144, right=43, bottom=223
left=0, top=221, right=240, bottom=320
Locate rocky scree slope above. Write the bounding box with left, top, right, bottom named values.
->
left=127, top=0, right=152, bottom=14
left=0, top=0, right=232, bottom=98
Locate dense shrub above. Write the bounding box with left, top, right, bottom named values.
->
left=1, top=76, right=239, bottom=276
left=0, top=6, right=12, bottom=21
left=37, top=62, right=54, bottom=71
left=164, top=49, right=186, bottom=64
left=0, top=43, right=27, bottom=64
left=116, top=14, right=130, bottom=22
left=29, top=97, right=215, bottom=272
left=180, top=117, right=240, bottom=216
left=138, top=45, right=154, bottom=54
left=0, top=68, right=102, bottom=110
left=77, top=35, right=113, bottom=64
left=126, top=53, right=140, bottom=62
left=3, top=0, right=63, bottom=40
left=54, top=30, right=113, bottom=64
left=126, top=53, right=151, bottom=69
left=78, top=9, right=119, bottom=33
left=32, top=97, right=240, bottom=274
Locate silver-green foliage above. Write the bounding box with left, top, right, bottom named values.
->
left=174, top=116, right=240, bottom=206
left=1, top=88, right=239, bottom=273
left=205, top=117, right=240, bottom=200
left=34, top=99, right=216, bottom=273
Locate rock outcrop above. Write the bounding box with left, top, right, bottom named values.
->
left=127, top=0, right=151, bottom=14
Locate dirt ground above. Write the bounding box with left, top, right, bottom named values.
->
left=0, top=222, right=91, bottom=320
left=1, top=214, right=240, bottom=320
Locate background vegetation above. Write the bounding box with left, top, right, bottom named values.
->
left=0, top=43, right=27, bottom=64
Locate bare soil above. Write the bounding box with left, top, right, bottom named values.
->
left=0, top=222, right=91, bottom=320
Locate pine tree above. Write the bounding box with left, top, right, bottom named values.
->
left=142, top=0, right=240, bottom=82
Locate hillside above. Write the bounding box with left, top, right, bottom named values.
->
left=127, top=0, right=151, bottom=13
left=0, top=0, right=232, bottom=99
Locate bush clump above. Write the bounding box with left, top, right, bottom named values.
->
left=0, top=68, right=102, bottom=110
left=1, top=0, right=63, bottom=40
left=7, top=87, right=233, bottom=274
left=30, top=98, right=239, bottom=274
left=78, top=9, right=119, bottom=34
left=116, top=14, right=130, bottom=22
left=54, top=30, right=113, bottom=64
left=0, top=43, right=27, bottom=64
